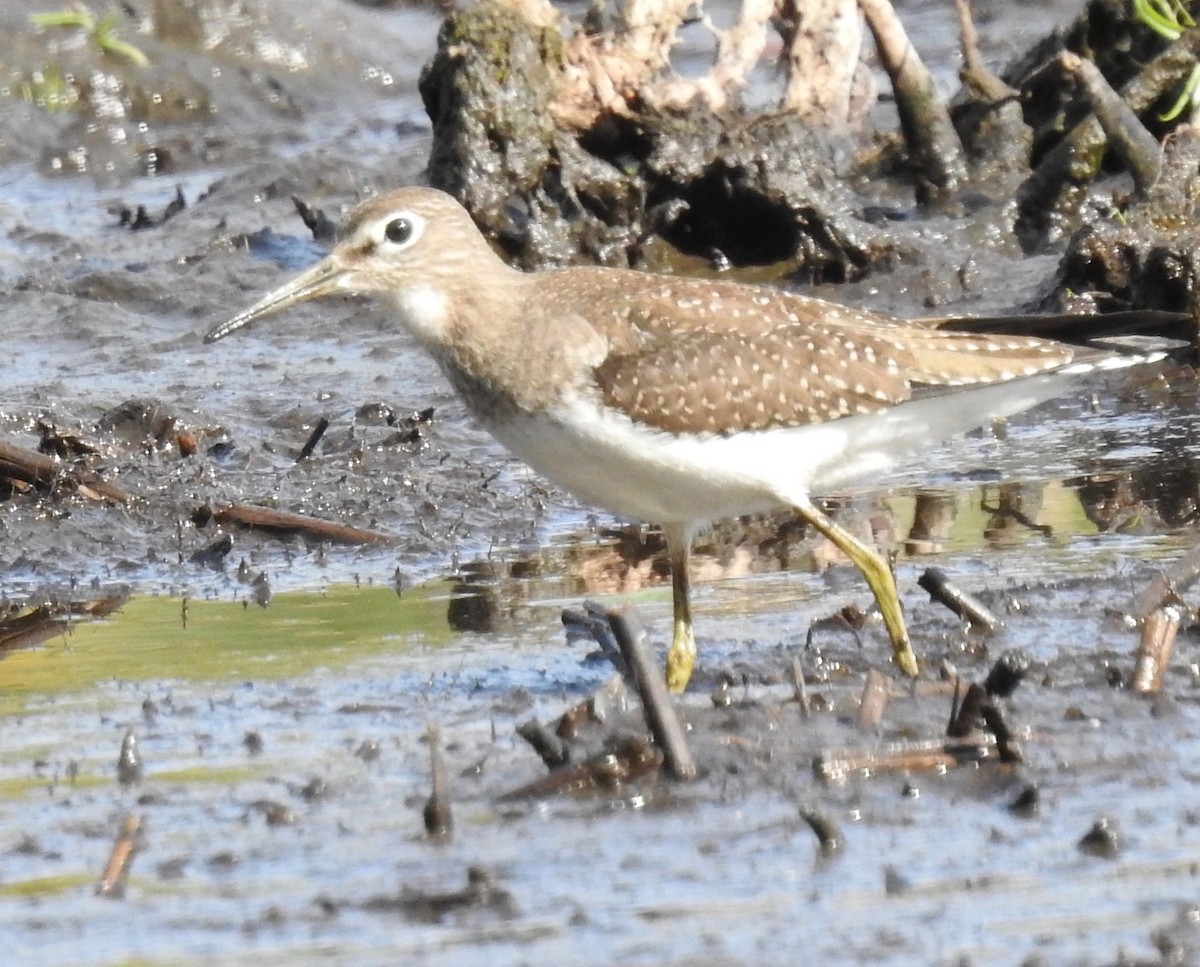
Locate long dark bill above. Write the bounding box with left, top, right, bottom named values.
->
left=204, top=258, right=346, bottom=343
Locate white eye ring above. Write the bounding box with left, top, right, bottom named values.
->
left=380, top=211, right=425, bottom=249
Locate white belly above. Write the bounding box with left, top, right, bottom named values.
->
left=473, top=369, right=1086, bottom=526
left=480, top=398, right=860, bottom=524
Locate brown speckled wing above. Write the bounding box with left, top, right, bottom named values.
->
left=586, top=278, right=1077, bottom=436
left=593, top=324, right=911, bottom=434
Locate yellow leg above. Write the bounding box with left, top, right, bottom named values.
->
left=664, top=524, right=697, bottom=693
left=797, top=498, right=920, bottom=678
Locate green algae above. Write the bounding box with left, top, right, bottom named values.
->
left=0, top=873, right=92, bottom=898
left=0, top=582, right=457, bottom=715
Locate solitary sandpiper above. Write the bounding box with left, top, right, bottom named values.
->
left=206, top=186, right=1156, bottom=691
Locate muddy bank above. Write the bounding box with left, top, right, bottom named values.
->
left=3, top=0, right=1194, bottom=598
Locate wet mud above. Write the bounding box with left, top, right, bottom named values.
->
left=3, top=2, right=1200, bottom=965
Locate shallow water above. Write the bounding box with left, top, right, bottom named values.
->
left=3, top=1, right=1200, bottom=965
left=6, top=554, right=1200, bottom=967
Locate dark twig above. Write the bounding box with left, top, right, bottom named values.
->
left=497, top=736, right=662, bottom=801
left=790, top=657, right=811, bottom=719
left=607, top=606, right=697, bottom=780
left=799, top=809, right=843, bottom=855
left=980, top=702, right=1023, bottom=763
left=561, top=599, right=626, bottom=673
left=947, top=679, right=986, bottom=737
left=918, top=567, right=1000, bottom=632
left=516, top=719, right=571, bottom=769
left=422, top=723, right=452, bottom=837
left=296, top=416, right=330, bottom=462
left=292, top=195, right=339, bottom=243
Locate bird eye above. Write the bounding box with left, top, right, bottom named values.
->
left=384, top=217, right=415, bottom=245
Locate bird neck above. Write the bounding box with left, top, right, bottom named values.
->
left=433, top=267, right=607, bottom=417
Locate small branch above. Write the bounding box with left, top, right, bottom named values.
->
left=1018, top=27, right=1200, bottom=232
left=0, top=437, right=128, bottom=503
left=608, top=606, right=697, bottom=780
left=423, top=723, right=453, bottom=837
left=497, top=736, right=662, bottom=801
left=953, top=0, right=1017, bottom=103
left=799, top=809, right=844, bottom=854
left=858, top=0, right=967, bottom=200
left=790, top=656, right=812, bottom=719
left=917, top=567, right=1000, bottom=633
left=947, top=681, right=987, bottom=737
left=1128, top=537, right=1200, bottom=618
left=296, top=417, right=330, bottom=463
left=980, top=701, right=1023, bottom=763
left=212, top=504, right=393, bottom=545
left=96, top=814, right=141, bottom=898
left=516, top=719, right=572, bottom=769
left=1060, top=51, right=1162, bottom=196
left=815, top=734, right=993, bottom=781
left=1132, top=606, right=1180, bottom=694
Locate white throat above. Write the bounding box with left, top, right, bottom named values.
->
left=387, top=283, right=449, bottom=344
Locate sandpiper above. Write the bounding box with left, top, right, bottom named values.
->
left=206, top=186, right=1155, bottom=691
